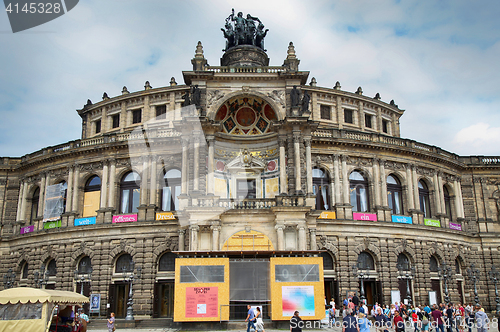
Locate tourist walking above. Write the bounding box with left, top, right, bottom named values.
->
left=343, top=308, right=359, bottom=332
left=255, top=306, right=265, bottom=332
left=290, top=310, right=303, bottom=332
left=358, top=312, right=372, bottom=332
left=107, top=312, right=115, bottom=332
left=475, top=307, right=489, bottom=332
left=245, top=304, right=256, bottom=332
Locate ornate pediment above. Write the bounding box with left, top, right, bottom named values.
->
left=226, top=149, right=266, bottom=174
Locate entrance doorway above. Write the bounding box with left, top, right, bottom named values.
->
left=154, top=282, right=174, bottom=318
left=324, top=279, right=339, bottom=308
left=431, top=279, right=442, bottom=304
left=76, top=282, right=91, bottom=314
left=110, top=282, right=129, bottom=318
left=362, top=279, right=382, bottom=312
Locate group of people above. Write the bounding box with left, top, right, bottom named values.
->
left=334, top=298, right=491, bottom=332
left=245, top=305, right=265, bottom=332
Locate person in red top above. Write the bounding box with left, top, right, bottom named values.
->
left=394, top=311, right=405, bottom=332
left=348, top=299, right=355, bottom=312
left=458, top=305, right=465, bottom=332
left=412, top=310, right=419, bottom=332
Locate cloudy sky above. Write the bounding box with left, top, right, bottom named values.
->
left=1, top=0, right=500, bottom=157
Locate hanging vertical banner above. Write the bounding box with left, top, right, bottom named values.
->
left=43, top=183, right=66, bottom=222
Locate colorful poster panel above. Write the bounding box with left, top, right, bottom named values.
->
left=282, top=285, right=315, bottom=317
left=185, top=287, right=218, bottom=318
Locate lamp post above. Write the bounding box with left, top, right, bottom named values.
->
left=122, top=261, right=142, bottom=321
left=351, top=264, right=369, bottom=302
left=488, top=266, right=500, bottom=313
left=397, top=262, right=415, bottom=306
left=34, top=265, right=49, bottom=289
left=438, top=263, right=452, bottom=304
left=74, top=266, right=92, bottom=295
left=467, top=264, right=480, bottom=306
left=3, top=268, right=16, bottom=289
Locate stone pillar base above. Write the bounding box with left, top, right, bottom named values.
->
left=335, top=204, right=353, bottom=220
left=146, top=205, right=157, bottom=221
left=137, top=205, right=148, bottom=221
left=305, top=194, right=316, bottom=208
left=375, top=206, right=392, bottom=222
left=409, top=210, right=423, bottom=224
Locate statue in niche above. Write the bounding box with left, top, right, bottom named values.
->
left=191, top=85, right=201, bottom=107
left=301, top=90, right=311, bottom=114
left=290, top=86, right=300, bottom=107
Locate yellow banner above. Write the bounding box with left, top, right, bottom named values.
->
left=156, top=212, right=176, bottom=220
left=318, top=211, right=336, bottom=219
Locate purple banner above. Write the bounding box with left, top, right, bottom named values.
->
left=449, top=222, right=462, bottom=231
left=20, top=225, right=34, bottom=234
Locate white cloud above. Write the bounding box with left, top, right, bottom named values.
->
left=452, top=123, right=500, bottom=155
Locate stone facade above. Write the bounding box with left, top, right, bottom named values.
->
left=1, top=38, right=500, bottom=321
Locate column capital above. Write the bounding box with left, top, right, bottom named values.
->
left=189, top=225, right=199, bottom=231
left=341, top=155, right=349, bottom=163
left=303, top=137, right=312, bottom=147
left=278, top=137, right=287, bottom=147
left=178, top=229, right=186, bottom=235
left=275, top=224, right=284, bottom=231
left=182, top=137, right=190, bottom=147
left=333, top=154, right=340, bottom=162
left=211, top=225, right=221, bottom=232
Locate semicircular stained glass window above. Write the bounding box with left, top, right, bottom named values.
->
left=215, top=96, right=277, bottom=135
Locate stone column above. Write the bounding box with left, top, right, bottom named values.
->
left=293, top=132, right=302, bottom=193
left=412, top=165, right=419, bottom=209
left=433, top=172, right=442, bottom=214
left=304, top=138, right=313, bottom=194
left=193, top=134, right=200, bottom=192
left=66, top=166, right=74, bottom=213
left=72, top=166, right=79, bottom=213
left=453, top=179, right=463, bottom=219
left=211, top=225, right=220, bottom=251
left=37, top=173, right=46, bottom=217
left=108, top=160, right=116, bottom=208
left=178, top=229, right=185, bottom=251
left=380, top=160, right=388, bottom=206
left=406, top=164, right=414, bottom=210
left=373, top=158, right=381, bottom=206
left=189, top=225, right=199, bottom=251
left=279, top=137, right=287, bottom=194
left=19, top=180, right=28, bottom=221
left=16, top=181, right=25, bottom=221
left=437, top=172, right=445, bottom=213
left=457, top=181, right=464, bottom=218
left=100, top=161, right=109, bottom=209
left=298, top=224, right=307, bottom=251
left=181, top=138, right=189, bottom=195
left=342, top=155, right=349, bottom=204
left=149, top=156, right=157, bottom=206
left=140, top=157, right=148, bottom=206
left=276, top=225, right=284, bottom=250
left=207, top=136, right=215, bottom=195
left=334, top=155, right=341, bottom=204
left=309, top=228, right=317, bottom=250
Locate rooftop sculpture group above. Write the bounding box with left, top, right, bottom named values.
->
left=221, top=9, right=269, bottom=51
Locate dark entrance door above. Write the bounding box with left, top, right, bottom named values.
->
left=324, top=278, right=339, bottom=308
left=431, top=279, right=442, bottom=304
left=361, top=279, right=382, bottom=313
left=457, top=280, right=464, bottom=304
left=154, top=282, right=174, bottom=318
left=112, top=282, right=129, bottom=318
left=76, top=282, right=91, bottom=314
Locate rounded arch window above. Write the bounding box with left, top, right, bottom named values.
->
left=115, top=254, right=134, bottom=273
left=158, top=252, right=177, bottom=272
left=397, top=253, right=411, bottom=271
left=77, top=256, right=92, bottom=274
left=47, top=259, right=57, bottom=276
left=349, top=171, right=369, bottom=212
left=443, top=186, right=452, bottom=218
left=83, top=176, right=101, bottom=217
left=418, top=180, right=431, bottom=218
left=162, top=169, right=181, bottom=211
left=30, top=187, right=40, bottom=223
left=321, top=252, right=334, bottom=271
left=429, top=256, right=439, bottom=272
left=120, top=171, right=141, bottom=214
left=21, top=261, right=29, bottom=280
left=387, top=175, right=403, bottom=215
left=313, top=167, right=331, bottom=210
left=357, top=251, right=375, bottom=270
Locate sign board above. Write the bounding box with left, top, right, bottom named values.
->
left=318, top=211, right=336, bottom=220
left=392, top=215, right=412, bottom=224
left=90, top=294, right=100, bottom=314
left=20, top=225, right=34, bottom=234
left=74, top=217, right=96, bottom=226
left=391, top=290, right=401, bottom=305
left=112, top=214, right=137, bottom=223
left=353, top=213, right=377, bottom=221
left=449, top=222, right=462, bottom=231
left=185, top=287, right=218, bottom=318
left=43, top=219, right=61, bottom=230
left=156, top=212, right=176, bottom=220
left=282, top=285, right=315, bottom=316
left=424, top=219, right=441, bottom=227
left=429, top=291, right=437, bottom=306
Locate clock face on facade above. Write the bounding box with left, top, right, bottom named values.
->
left=216, top=96, right=277, bottom=135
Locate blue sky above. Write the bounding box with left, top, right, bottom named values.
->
left=1, top=0, right=500, bottom=157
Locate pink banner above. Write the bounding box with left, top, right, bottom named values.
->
left=185, top=287, right=218, bottom=318
left=20, top=225, right=34, bottom=234
left=112, top=214, right=137, bottom=223
left=353, top=213, right=377, bottom=221
left=449, top=222, right=462, bottom=231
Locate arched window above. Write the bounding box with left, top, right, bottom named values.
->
left=158, top=252, right=177, bottom=272
left=83, top=176, right=101, bottom=217
left=30, top=187, right=40, bottom=223
left=387, top=175, right=403, bottom=215
left=162, top=169, right=181, bottom=211
left=115, top=254, right=134, bottom=273
left=429, top=256, right=439, bottom=272
left=47, top=259, right=57, bottom=276
left=77, top=256, right=92, bottom=274
left=350, top=171, right=369, bottom=212
left=313, top=168, right=331, bottom=210
left=455, top=258, right=462, bottom=275
left=357, top=251, right=375, bottom=270
left=443, top=186, right=452, bottom=219
left=418, top=180, right=431, bottom=218
left=321, top=252, right=334, bottom=271
left=397, top=253, right=410, bottom=271
left=21, top=261, right=28, bottom=280
left=120, top=172, right=141, bottom=214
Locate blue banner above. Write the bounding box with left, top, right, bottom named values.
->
left=392, top=215, right=412, bottom=224
left=74, top=216, right=96, bottom=226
